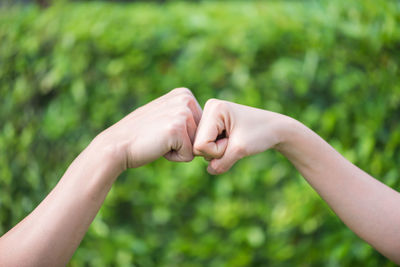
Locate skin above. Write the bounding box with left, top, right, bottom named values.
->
left=1, top=91, right=399, bottom=265
left=193, top=99, right=400, bottom=264
left=0, top=88, right=202, bottom=266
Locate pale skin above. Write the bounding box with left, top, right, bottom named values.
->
left=193, top=99, right=400, bottom=264
left=0, top=88, right=202, bottom=266
left=0, top=90, right=399, bottom=265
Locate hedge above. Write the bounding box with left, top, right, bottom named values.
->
left=0, top=0, right=399, bottom=266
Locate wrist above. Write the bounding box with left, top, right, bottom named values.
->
left=88, top=132, right=127, bottom=176
left=273, top=116, right=305, bottom=153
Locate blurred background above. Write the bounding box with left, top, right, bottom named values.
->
left=1, top=0, right=399, bottom=266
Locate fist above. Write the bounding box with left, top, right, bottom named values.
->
left=95, top=88, right=202, bottom=171
left=193, top=99, right=288, bottom=175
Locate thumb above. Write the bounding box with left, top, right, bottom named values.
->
left=193, top=102, right=228, bottom=159
left=194, top=137, right=228, bottom=159
left=207, top=139, right=246, bottom=175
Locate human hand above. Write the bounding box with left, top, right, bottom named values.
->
left=93, top=88, right=202, bottom=172
left=193, top=99, right=291, bottom=175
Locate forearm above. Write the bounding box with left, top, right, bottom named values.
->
left=275, top=118, right=400, bottom=263
left=0, top=88, right=199, bottom=266
left=0, top=139, right=122, bottom=266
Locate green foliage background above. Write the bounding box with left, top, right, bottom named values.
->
left=1, top=0, right=400, bottom=266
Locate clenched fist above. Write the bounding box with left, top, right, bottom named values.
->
left=93, top=88, right=202, bottom=172
left=193, top=99, right=291, bottom=175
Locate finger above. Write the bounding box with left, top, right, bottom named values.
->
left=193, top=111, right=227, bottom=159
left=186, top=112, right=197, bottom=145
left=164, top=128, right=194, bottom=162
left=207, top=141, right=246, bottom=175
left=194, top=137, right=228, bottom=159
left=187, top=97, right=203, bottom=125
left=169, top=87, right=202, bottom=125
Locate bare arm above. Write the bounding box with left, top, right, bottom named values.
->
left=0, top=88, right=202, bottom=266
left=0, top=141, right=120, bottom=266
left=276, top=119, right=400, bottom=263
left=193, top=99, right=400, bottom=264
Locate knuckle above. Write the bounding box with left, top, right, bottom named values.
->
left=205, top=98, right=226, bottom=110
left=179, top=95, right=196, bottom=109
left=180, top=94, right=194, bottom=105
left=173, top=87, right=192, bottom=95
left=176, top=107, right=192, bottom=120
left=205, top=98, right=218, bottom=107
left=171, top=88, right=196, bottom=107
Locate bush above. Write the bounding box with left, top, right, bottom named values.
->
left=0, top=1, right=399, bottom=266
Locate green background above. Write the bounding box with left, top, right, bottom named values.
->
left=1, top=0, right=399, bottom=266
